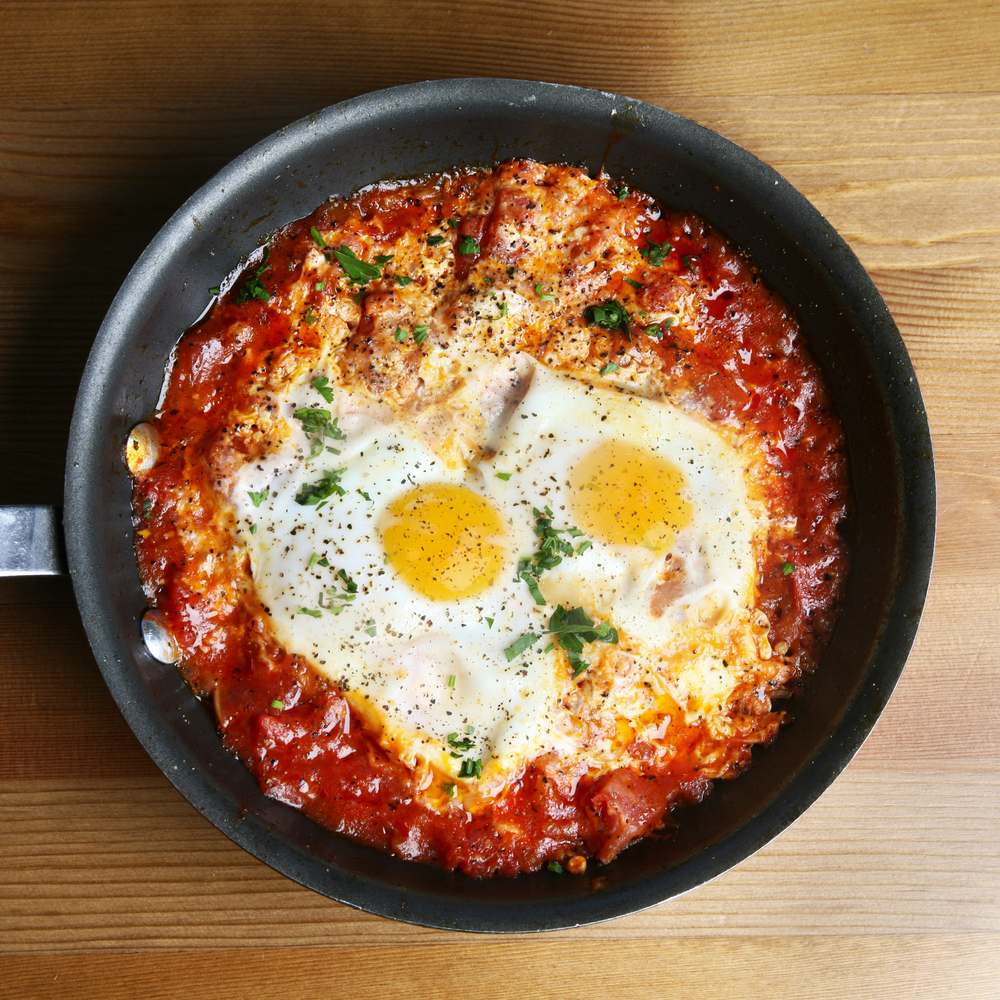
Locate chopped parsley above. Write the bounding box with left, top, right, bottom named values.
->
left=447, top=217, right=461, bottom=228
left=249, top=523, right=257, bottom=534
left=208, top=285, right=220, bottom=296
left=394, top=326, right=409, bottom=342
left=505, top=605, right=618, bottom=677
left=357, top=489, right=373, bottom=503
left=682, top=255, right=698, bottom=272
left=645, top=317, right=675, bottom=340
left=640, top=236, right=672, bottom=266
left=517, top=506, right=583, bottom=605
left=504, top=631, right=539, bottom=661
left=495, top=471, right=513, bottom=481
left=308, top=569, right=358, bottom=615
left=599, top=361, right=621, bottom=376
left=616, top=185, right=629, bottom=202
left=457, top=235, right=481, bottom=255
left=142, top=498, right=153, bottom=520
left=310, top=226, right=327, bottom=248
left=311, top=375, right=334, bottom=403
left=294, top=468, right=347, bottom=508
left=270, top=699, right=285, bottom=710
left=394, top=273, right=414, bottom=286
left=413, top=324, right=430, bottom=344
left=485, top=617, right=494, bottom=629
left=426, top=234, right=446, bottom=246
left=297, top=607, right=322, bottom=618
left=585, top=299, right=630, bottom=340
left=782, top=561, right=796, bottom=575
left=293, top=406, right=347, bottom=459
left=364, top=619, right=377, bottom=637
left=303, top=307, right=317, bottom=326
left=497, top=301, right=509, bottom=318
left=235, top=247, right=273, bottom=303
left=315, top=280, right=326, bottom=291
left=547, top=861, right=564, bottom=874
left=443, top=783, right=456, bottom=797
left=333, top=245, right=384, bottom=285
left=248, top=488, right=269, bottom=508
left=625, top=278, right=643, bottom=289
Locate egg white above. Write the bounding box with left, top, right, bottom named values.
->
left=228, top=355, right=765, bottom=793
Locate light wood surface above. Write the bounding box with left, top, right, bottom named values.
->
left=2, top=2, right=999, bottom=997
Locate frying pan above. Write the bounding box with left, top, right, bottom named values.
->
left=5, top=79, right=935, bottom=932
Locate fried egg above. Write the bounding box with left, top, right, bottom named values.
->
left=229, top=354, right=764, bottom=795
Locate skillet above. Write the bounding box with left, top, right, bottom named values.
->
left=13, top=78, right=935, bottom=931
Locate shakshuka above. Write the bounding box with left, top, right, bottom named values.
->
left=127, top=160, right=850, bottom=877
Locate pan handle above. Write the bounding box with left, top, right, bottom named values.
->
left=0, top=505, right=68, bottom=577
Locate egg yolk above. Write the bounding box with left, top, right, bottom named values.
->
left=569, top=440, right=692, bottom=551
left=382, top=483, right=505, bottom=600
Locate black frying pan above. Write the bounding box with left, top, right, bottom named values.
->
left=41, top=79, right=935, bottom=931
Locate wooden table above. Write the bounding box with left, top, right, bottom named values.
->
left=2, top=3, right=998, bottom=997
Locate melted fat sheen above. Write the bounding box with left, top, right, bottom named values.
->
left=130, top=160, right=850, bottom=877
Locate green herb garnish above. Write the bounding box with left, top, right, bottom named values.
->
left=516, top=506, right=583, bottom=605
left=248, top=488, right=269, bottom=508
left=413, top=324, right=430, bottom=344
left=315, top=569, right=358, bottom=615
left=208, top=285, right=220, bottom=296
left=293, top=406, right=347, bottom=460
left=294, top=468, right=347, bottom=508
left=547, top=861, right=564, bottom=874
left=599, top=361, right=621, bottom=376
left=447, top=217, right=461, bottom=228
left=616, top=185, right=629, bottom=202
left=640, top=236, right=672, bottom=266
left=682, top=255, right=697, bottom=272
left=458, top=758, right=483, bottom=779
left=535, top=283, right=556, bottom=301
left=447, top=674, right=456, bottom=688
left=271, top=699, right=285, bottom=710
left=364, top=619, right=377, bottom=637
left=310, top=226, right=327, bottom=248
left=334, top=245, right=384, bottom=284
left=311, top=375, right=334, bottom=403
left=585, top=299, right=630, bottom=339
left=458, top=235, right=481, bottom=255
left=505, top=605, right=618, bottom=677
left=395, top=274, right=414, bottom=286
left=782, top=562, right=796, bottom=575
left=394, top=327, right=409, bottom=343
left=426, top=234, right=446, bottom=246
left=249, top=523, right=257, bottom=534
left=315, top=280, right=326, bottom=291
left=495, top=472, right=513, bottom=481
left=297, top=607, right=322, bottom=618
left=235, top=247, right=273, bottom=304
left=303, top=307, right=317, bottom=326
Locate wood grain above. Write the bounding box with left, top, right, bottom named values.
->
left=3, top=0, right=998, bottom=103
left=2, top=0, right=999, bottom=995
left=4, top=935, right=999, bottom=1000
